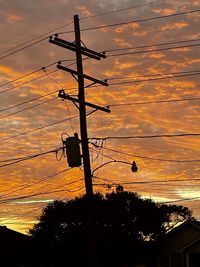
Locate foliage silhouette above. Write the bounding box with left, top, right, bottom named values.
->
left=30, top=187, right=192, bottom=266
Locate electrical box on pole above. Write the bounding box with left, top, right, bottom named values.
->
left=65, top=133, right=81, bottom=168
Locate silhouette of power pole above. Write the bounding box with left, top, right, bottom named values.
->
left=49, top=14, right=110, bottom=267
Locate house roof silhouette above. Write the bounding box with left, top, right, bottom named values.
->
left=157, top=220, right=200, bottom=267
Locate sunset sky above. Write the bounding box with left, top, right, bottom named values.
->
left=0, top=0, right=200, bottom=234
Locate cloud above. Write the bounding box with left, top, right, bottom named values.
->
left=0, top=0, right=199, bottom=233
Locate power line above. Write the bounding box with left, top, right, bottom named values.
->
left=78, top=9, right=200, bottom=32
left=2, top=118, right=199, bottom=146
left=0, top=68, right=45, bottom=88
left=0, top=37, right=48, bottom=61
left=106, top=43, right=200, bottom=57
left=0, top=168, right=71, bottom=197
left=1, top=68, right=199, bottom=114
left=104, top=37, right=200, bottom=53
left=0, top=69, right=59, bottom=95
left=0, top=96, right=57, bottom=120
left=0, top=180, right=84, bottom=205
left=0, top=59, right=75, bottom=89
left=0, top=20, right=73, bottom=59
left=108, top=69, right=200, bottom=81
left=1, top=7, right=198, bottom=61
left=159, top=196, right=200, bottom=204
left=0, top=1, right=166, bottom=58
left=93, top=176, right=200, bottom=185
left=0, top=115, right=79, bottom=143
left=81, top=0, right=167, bottom=19
left=107, top=72, right=200, bottom=86
left=0, top=89, right=58, bottom=113
left=90, top=133, right=200, bottom=141
left=94, top=181, right=200, bottom=204
left=0, top=59, right=78, bottom=96
left=0, top=147, right=63, bottom=168
left=90, top=145, right=200, bottom=163
left=108, top=96, right=200, bottom=106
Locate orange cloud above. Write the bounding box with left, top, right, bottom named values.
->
left=76, top=5, right=92, bottom=17
left=2, top=12, right=25, bottom=23
left=115, top=23, right=140, bottom=33
left=115, top=59, right=140, bottom=70
left=113, top=38, right=132, bottom=48
left=161, top=21, right=189, bottom=31
left=153, top=8, right=175, bottom=15
left=132, top=30, right=149, bottom=37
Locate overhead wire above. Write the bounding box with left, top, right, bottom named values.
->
left=0, top=60, right=78, bottom=116
left=90, top=133, right=200, bottom=141
left=0, top=69, right=59, bottom=95
left=108, top=97, right=200, bottom=107
left=0, top=0, right=168, bottom=59
left=0, top=168, right=71, bottom=198
left=58, top=8, right=200, bottom=34
left=0, top=20, right=73, bottom=60
left=81, top=0, right=167, bottom=20
left=0, top=115, right=79, bottom=143
left=93, top=175, right=200, bottom=185
left=108, top=69, right=200, bottom=81
left=1, top=38, right=199, bottom=90
left=0, top=59, right=75, bottom=89
left=90, top=145, right=200, bottom=163
left=1, top=70, right=199, bottom=117
left=159, top=196, right=200, bottom=204
left=0, top=89, right=59, bottom=113
left=0, top=179, right=85, bottom=205
left=0, top=37, right=48, bottom=61
left=104, top=37, right=200, bottom=53
left=107, top=72, right=200, bottom=86
left=1, top=7, right=199, bottom=62
left=42, top=66, right=76, bottom=133
left=0, top=96, right=58, bottom=120
left=1, top=115, right=200, bottom=145
left=0, top=57, right=78, bottom=95
left=106, top=43, right=200, bottom=57
left=0, top=147, right=64, bottom=168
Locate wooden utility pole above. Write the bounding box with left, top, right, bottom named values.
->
left=49, top=14, right=110, bottom=267
left=74, top=14, right=93, bottom=198
left=74, top=14, right=97, bottom=267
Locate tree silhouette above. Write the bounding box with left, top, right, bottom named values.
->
left=30, top=187, right=192, bottom=266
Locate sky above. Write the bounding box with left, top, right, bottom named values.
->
left=0, top=0, right=200, bottom=234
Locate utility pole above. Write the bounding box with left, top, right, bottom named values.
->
left=74, top=14, right=93, bottom=199
left=49, top=14, right=110, bottom=267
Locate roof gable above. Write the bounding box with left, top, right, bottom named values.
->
left=158, top=220, right=200, bottom=253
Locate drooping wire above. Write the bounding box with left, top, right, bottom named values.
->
left=80, top=0, right=168, bottom=20
left=0, top=168, right=71, bottom=198
left=58, top=8, right=200, bottom=34
left=0, top=20, right=73, bottom=60
left=108, top=97, right=200, bottom=107
left=90, top=133, right=200, bottom=141
left=0, top=179, right=85, bottom=205
left=0, top=115, right=79, bottom=143
left=0, top=147, right=63, bottom=168
left=104, top=37, right=200, bottom=53
left=0, top=97, right=58, bottom=120
left=106, top=43, right=200, bottom=57
left=90, top=143, right=200, bottom=163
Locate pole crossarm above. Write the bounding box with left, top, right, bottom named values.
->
left=58, top=90, right=111, bottom=113
left=49, top=36, right=106, bottom=60
left=57, top=64, right=108, bottom=86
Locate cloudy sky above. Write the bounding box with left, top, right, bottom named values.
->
left=0, top=0, right=200, bottom=233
